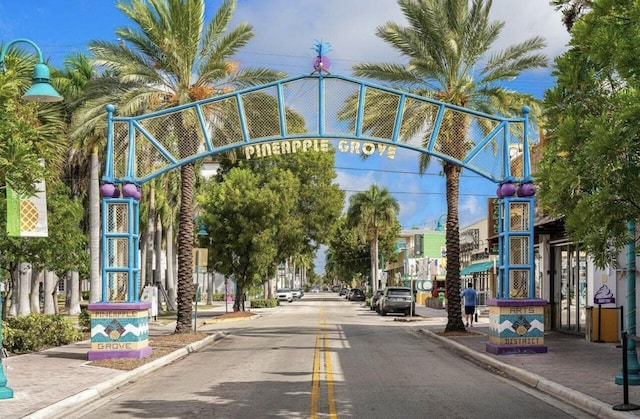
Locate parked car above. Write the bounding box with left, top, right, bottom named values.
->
left=331, top=285, right=341, bottom=292
left=348, top=288, right=366, bottom=302
left=370, top=289, right=384, bottom=311
left=378, top=286, right=414, bottom=316
left=339, top=287, right=350, bottom=297
left=276, top=288, right=294, bottom=303
left=292, top=288, right=303, bottom=299
left=310, top=286, right=320, bottom=293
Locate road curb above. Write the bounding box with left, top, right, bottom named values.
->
left=23, top=331, right=228, bottom=419
left=420, top=329, right=634, bottom=419
left=203, top=314, right=261, bottom=324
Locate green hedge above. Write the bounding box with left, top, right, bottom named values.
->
left=250, top=298, right=278, bottom=308
left=3, top=313, right=82, bottom=353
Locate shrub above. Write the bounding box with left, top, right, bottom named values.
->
left=3, top=313, right=82, bottom=353
left=78, top=309, right=91, bottom=332
left=250, top=298, right=278, bottom=308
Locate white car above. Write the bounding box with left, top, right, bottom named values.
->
left=276, top=288, right=294, bottom=303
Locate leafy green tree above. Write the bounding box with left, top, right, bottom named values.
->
left=86, top=0, right=285, bottom=332
left=346, top=185, right=400, bottom=292
left=326, top=214, right=400, bottom=289
left=349, top=0, right=547, bottom=331
left=537, top=0, right=640, bottom=267
left=199, top=166, right=300, bottom=311
left=0, top=43, right=69, bottom=315
left=550, top=0, right=593, bottom=31
left=0, top=45, right=67, bottom=192
left=325, top=216, right=371, bottom=284
left=0, top=182, right=88, bottom=314
left=56, top=52, right=107, bottom=304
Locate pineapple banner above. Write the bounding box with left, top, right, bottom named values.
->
left=6, top=176, right=49, bottom=238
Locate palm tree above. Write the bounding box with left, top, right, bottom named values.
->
left=346, top=185, right=400, bottom=292
left=351, top=0, right=547, bottom=331
left=52, top=52, right=103, bottom=307
left=87, top=0, right=285, bottom=333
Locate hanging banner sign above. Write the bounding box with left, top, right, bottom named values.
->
left=7, top=163, right=49, bottom=237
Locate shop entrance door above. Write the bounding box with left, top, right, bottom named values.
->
left=553, top=245, right=587, bottom=333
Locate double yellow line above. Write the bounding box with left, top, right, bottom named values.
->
left=310, top=309, right=337, bottom=418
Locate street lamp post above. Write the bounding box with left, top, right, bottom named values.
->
left=0, top=38, right=63, bottom=400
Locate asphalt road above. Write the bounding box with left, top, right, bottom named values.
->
left=75, top=293, right=594, bottom=418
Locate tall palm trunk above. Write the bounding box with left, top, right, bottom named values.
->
left=29, top=269, right=40, bottom=313
left=89, top=148, right=101, bottom=303
left=444, top=162, right=465, bottom=332
left=18, top=263, right=31, bottom=315
left=145, top=182, right=156, bottom=286
left=166, top=220, right=176, bottom=308
left=43, top=271, right=57, bottom=315
left=372, top=230, right=380, bottom=291
left=154, top=216, right=163, bottom=291
left=67, top=271, right=81, bottom=315
left=175, top=162, right=195, bottom=333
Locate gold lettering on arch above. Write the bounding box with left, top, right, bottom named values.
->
left=242, top=139, right=396, bottom=160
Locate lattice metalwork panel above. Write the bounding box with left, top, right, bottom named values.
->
left=241, top=87, right=283, bottom=139
left=106, top=203, right=129, bottom=233
left=509, top=269, right=529, bottom=298
left=106, top=238, right=128, bottom=268
left=509, top=236, right=530, bottom=265
left=396, top=96, right=439, bottom=148
left=111, top=122, right=129, bottom=180
left=509, top=201, right=530, bottom=231
left=105, top=74, right=529, bottom=184
left=200, top=97, right=243, bottom=147
left=282, top=78, right=319, bottom=135
left=107, top=271, right=128, bottom=302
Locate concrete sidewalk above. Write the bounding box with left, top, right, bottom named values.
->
left=417, top=306, right=640, bottom=418
left=0, top=306, right=249, bottom=419
left=2, top=304, right=640, bottom=418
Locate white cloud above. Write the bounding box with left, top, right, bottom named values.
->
left=234, top=0, right=571, bottom=76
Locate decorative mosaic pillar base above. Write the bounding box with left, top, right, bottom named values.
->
left=486, top=298, right=548, bottom=355
left=87, top=302, right=152, bottom=360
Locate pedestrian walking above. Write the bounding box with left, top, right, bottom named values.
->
left=460, top=282, right=478, bottom=327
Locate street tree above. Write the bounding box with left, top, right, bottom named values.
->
left=326, top=214, right=400, bottom=289
left=348, top=0, right=547, bottom=331
left=0, top=46, right=67, bottom=192
left=199, top=166, right=300, bottom=311
left=86, top=0, right=285, bottom=332
left=0, top=182, right=87, bottom=315
left=346, top=185, right=400, bottom=292
left=536, top=0, right=640, bottom=267
left=325, top=216, right=371, bottom=285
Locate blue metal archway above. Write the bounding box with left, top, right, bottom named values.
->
left=103, top=73, right=532, bottom=185
left=100, top=73, right=536, bottom=304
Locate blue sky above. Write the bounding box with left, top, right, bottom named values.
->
left=0, top=0, right=571, bottom=231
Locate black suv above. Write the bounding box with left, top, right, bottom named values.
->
left=379, top=286, right=414, bottom=316
left=348, top=288, right=366, bottom=301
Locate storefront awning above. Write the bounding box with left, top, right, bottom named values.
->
left=460, top=261, right=494, bottom=275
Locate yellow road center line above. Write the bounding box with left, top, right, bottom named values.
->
left=310, top=330, right=321, bottom=419
left=323, top=320, right=337, bottom=418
